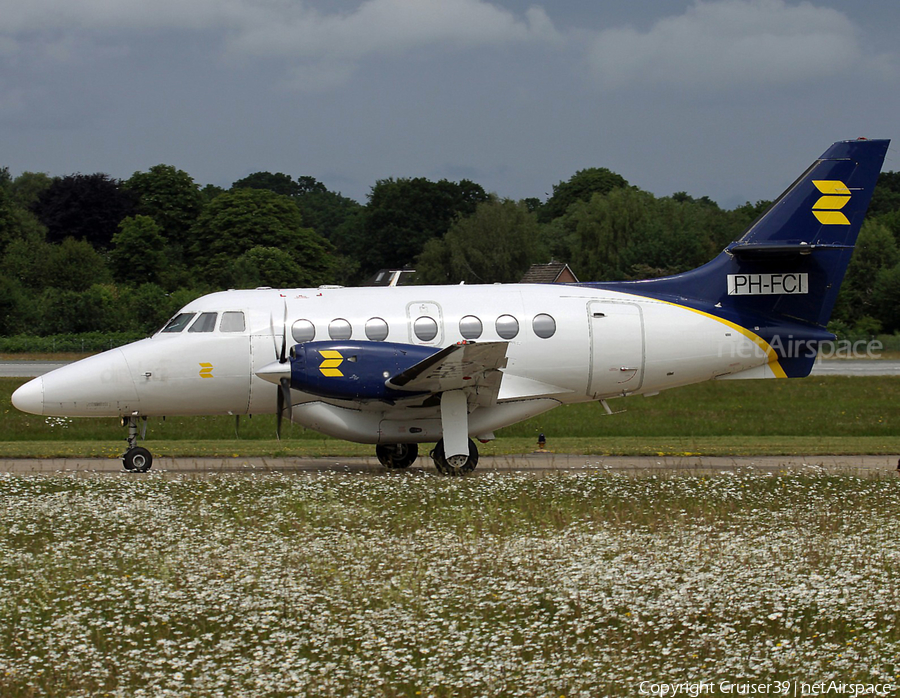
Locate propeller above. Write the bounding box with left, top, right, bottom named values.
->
left=274, top=299, right=290, bottom=439
left=271, top=299, right=289, bottom=362
left=276, top=377, right=292, bottom=440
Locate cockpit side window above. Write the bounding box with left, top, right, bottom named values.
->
left=160, top=312, right=196, bottom=333
left=188, top=312, right=218, bottom=333
left=220, top=311, right=246, bottom=333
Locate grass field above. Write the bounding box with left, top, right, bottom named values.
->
left=3, top=373, right=899, bottom=696
left=2, top=376, right=898, bottom=457
left=1, top=471, right=898, bottom=696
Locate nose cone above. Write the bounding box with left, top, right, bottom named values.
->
left=13, top=348, right=140, bottom=417
left=12, top=377, right=44, bottom=415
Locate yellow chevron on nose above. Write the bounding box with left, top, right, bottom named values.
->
left=812, top=180, right=851, bottom=225
left=199, top=363, right=214, bottom=378
left=319, top=350, right=344, bottom=377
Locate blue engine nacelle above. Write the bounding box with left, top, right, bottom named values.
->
left=289, top=341, right=441, bottom=401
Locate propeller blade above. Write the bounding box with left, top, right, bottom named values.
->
left=279, top=302, right=288, bottom=363
left=273, top=299, right=291, bottom=439
left=276, top=381, right=283, bottom=440
left=270, top=312, right=279, bottom=359
left=276, top=377, right=292, bottom=441
left=280, top=377, right=293, bottom=424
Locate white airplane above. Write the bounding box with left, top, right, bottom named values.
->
left=12, top=138, right=890, bottom=474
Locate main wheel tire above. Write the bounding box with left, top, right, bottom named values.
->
left=376, top=443, right=418, bottom=469
left=431, top=438, right=478, bottom=476
left=123, top=446, right=153, bottom=473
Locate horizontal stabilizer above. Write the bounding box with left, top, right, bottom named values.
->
left=727, top=242, right=851, bottom=259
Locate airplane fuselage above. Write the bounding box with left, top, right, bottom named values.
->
left=15, top=282, right=775, bottom=444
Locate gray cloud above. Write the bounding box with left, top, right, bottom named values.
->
left=588, top=0, right=865, bottom=91
left=0, top=0, right=896, bottom=211
left=230, top=1, right=559, bottom=57
left=0, top=0, right=560, bottom=90
left=4, top=0, right=884, bottom=97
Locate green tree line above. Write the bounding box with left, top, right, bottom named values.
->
left=1, top=163, right=899, bottom=339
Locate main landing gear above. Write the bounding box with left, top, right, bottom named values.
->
left=374, top=438, right=480, bottom=475
left=375, top=390, right=480, bottom=475
left=431, top=438, right=479, bottom=476
left=375, top=443, right=419, bottom=469
left=122, top=416, right=153, bottom=472
left=431, top=389, right=478, bottom=475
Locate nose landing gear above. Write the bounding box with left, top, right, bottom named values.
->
left=123, top=446, right=153, bottom=472
left=122, top=416, right=153, bottom=472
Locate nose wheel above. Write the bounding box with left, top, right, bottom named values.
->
left=122, top=416, right=153, bottom=472
left=124, top=446, right=153, bottom=472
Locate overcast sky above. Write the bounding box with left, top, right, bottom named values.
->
left=1, top=0, right=897, bottom=208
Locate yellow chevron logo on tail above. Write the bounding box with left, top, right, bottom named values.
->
left=318, top=350, right=344, bottom=377
left=812, top=180, right=851, bottom=225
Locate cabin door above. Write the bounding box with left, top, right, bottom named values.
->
left=587, top=301, right=645, bottom=398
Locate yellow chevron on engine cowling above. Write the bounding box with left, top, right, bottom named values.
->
left=318, top=350, right=344, bottom=377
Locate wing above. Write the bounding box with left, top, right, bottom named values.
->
left=386, top=341, right=508, bottom=405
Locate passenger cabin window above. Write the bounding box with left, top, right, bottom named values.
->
left=496, top=314, right=519, bottom=340
left=329, top=318, right=352, bottom=340
left=220, top=311, right=246, bottom=333
left=365, top=317, right=389, bottom=341
left=414, top=316, right=438, bottom=342
left=188, top=312, right=218, bottom=333
left=160, top=312, right=195, bottom=333
left=532, top=313, right=556, bottom=339
left=459, top=315, right=483, bottom=340
left=292, top=319, right=316, bottom=343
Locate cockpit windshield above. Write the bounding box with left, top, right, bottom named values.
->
left=188, top=312, right=218, bottom=333
left=160, top=313, right=196, bottom=333
left=159, top=310, right=246, bottom=335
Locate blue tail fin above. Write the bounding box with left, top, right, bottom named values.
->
left=594, top=138, right=890, bottom=377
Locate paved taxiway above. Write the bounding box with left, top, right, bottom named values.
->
left=3, top=361, right=897, bottom=478
left=0, top=362, right=69, bottom=377
left=1, top=454, right=897, bottom=477
left=3, top=360, right=900, bottom=378
left=810, top=359, right=900, bottom=376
